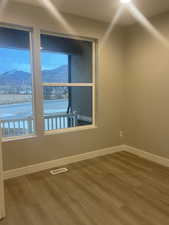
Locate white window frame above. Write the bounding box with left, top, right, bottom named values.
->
left=40, top=31, right=96, bottom=135
left=1, top=24, right=97, bottom=141
left=0, top=24, right=38, bottom=142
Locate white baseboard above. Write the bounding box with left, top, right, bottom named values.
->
left=124, top=145, right=169, bottom=168
left=4, top=145, right=124, bottom=180
left=4, top=144, right=169, bottom=180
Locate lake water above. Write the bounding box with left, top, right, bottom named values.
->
left=0, top=99, right=68, bottom=120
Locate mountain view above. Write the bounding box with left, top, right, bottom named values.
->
left=0, top=65, right=69, bottom=105
left=0, top=65, right=68, bottom=86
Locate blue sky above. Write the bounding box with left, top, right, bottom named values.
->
left=0, top=48, right=68, bottom=74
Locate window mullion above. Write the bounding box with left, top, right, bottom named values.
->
left=31, top=28, right=44, bottom=136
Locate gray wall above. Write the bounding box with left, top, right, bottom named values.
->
left=3, top=1, right=169, bottom=169
left=124, top=12, right=169, bottom=158
left=1, top=2, right=124, bottom=170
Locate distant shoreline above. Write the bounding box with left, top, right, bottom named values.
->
left=0, top=94, right=32, bottom=105
left=0, top=95, right=68, bottom=105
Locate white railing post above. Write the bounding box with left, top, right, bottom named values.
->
left=0, top=125, right=5, bottom=220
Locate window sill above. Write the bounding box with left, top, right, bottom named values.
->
left=2, top=134, right=37, bottom=143
left=45, top=125, right=98, bottom=136
left=2, top=125, right=98, bottom=142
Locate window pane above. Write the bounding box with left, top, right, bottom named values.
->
left=43, top=86, right=92, bottom=131
left=43, top=86, right=68, bottom=114
left=41, top=34, right=93, bottom=83
left=41, top=52, right=69, bottom=83
left=0, top=27, right=34, bottom=137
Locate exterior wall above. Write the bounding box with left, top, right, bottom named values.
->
left=71, top=42, right=92, bottom=119
left=1, top=2, right=124, bottom=170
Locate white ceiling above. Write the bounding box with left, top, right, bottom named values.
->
left=11, top=0, right=169, bottom=25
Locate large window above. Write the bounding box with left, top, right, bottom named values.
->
left=41, top=33, right=94, bottom=132
left=0, top=27, right=34, bottom=137
left=0, top=26, right=95, bottom=138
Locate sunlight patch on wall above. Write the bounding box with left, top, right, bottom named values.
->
left=36, top=0, right=76, bottom=36
left=127, top=3, right=169, bottom=49
left=101, top=5, right=124, bottom=47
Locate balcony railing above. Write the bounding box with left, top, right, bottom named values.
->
left=0, top=112, right=78, bottom=137
left=44, top=112, right=77, bottom=131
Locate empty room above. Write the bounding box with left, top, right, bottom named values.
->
left=1, top=0, right=169, bottom=224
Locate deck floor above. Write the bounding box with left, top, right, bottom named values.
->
left=1, top=151, right=169, bottom=225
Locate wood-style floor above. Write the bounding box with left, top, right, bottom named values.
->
left=1, top=151, right=169, bottom=225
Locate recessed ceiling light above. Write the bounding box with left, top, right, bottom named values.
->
left=120, top=0, right=131, bottom=4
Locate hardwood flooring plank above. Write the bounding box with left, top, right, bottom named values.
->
left=1, top=151, right=169, bottom=225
